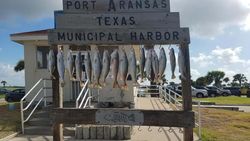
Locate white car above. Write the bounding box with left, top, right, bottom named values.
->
left=176, top=86, right=208, bottom=98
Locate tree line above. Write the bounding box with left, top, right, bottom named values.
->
left=193, top=71, right=248, bottom=88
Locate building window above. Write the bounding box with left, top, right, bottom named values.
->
left=37, top=46, right=49, bottom=69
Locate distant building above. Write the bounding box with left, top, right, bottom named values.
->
left=11, top=29, right=141, bottom=102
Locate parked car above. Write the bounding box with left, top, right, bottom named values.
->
left=195, top=86, right=219, bottom=97
left=5, top=88, right=25, bottom=102
left=206, top=86, right=231, bottom=96
left=223, top=87, right=241, bottom=96
left=176, top=86, right=208, bottom=98
left=0, top=88, right=10, bottom=94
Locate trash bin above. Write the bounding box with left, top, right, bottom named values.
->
left=8, top=103, right=16, bottom=111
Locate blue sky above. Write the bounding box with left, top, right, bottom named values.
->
left=1, top=0, right=250, bottom=86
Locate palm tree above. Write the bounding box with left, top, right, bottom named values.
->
left=1, top=81, right=7, bottom=87
left=14, top=60, right=24, bottom=72
left=206, top=71, right=225, bottom=87
left=233, top=74, right=247, bottom=87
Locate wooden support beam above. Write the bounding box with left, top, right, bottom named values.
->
left=52, top=108, right=195, bottom=128
left=51, top=45, right=64, bottom=141
left=180, top=43, right=193, bottom=141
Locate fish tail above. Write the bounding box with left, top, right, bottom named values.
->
left=121, top=84, right=128, bottom=90
left=113, top=81, right=120, bottom=88
left=60, top=80, right=65, bottom=87
left=88, top=83, right=93, bottom=88
left=51, top=75, right=56, bottom=80
left=172, top=74, right=176, bottom=79
left=133, top=81, right=139, bottom=86
left=80, top=81, right=84, bottom=88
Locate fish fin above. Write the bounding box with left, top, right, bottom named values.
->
left=172, top=74, right=176, bottom=79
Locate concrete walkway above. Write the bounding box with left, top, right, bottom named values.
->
left=8, top=98, right=198, bottom=141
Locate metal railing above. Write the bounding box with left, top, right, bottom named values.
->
left=136, top=85, right=201, bottom=140
left=135, top=85, right=160, bottom=97
left=20, top=78, right=52, bottom=134
left=158, top=86, right=202, bottom=140
left=159, top=86, right=183, bottom=110
left=76, top=80, right=96, bottom=108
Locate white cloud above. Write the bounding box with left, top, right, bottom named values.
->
left=211, top=46, right=245, bottom=64
left=0, top=0, right=62, bottom=21
left=191, top=46, right=250, bottom=82
left=191, top=53, right=213, bottom=67
left=241, top=14, right=250, bottom=31
left=0, top=62, right=24, bottom=86
left=171, top=0, right=250, bottom=38
left=191, top=69, right=201, bottom=79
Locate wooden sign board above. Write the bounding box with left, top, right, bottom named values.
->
left=96, top=110, right=144, bottom=125
left=63, top=0, right=170, bottom=13
left=52, top=108, right=195, bottom=128
left=48, top=28, right=190, bottom=45
left=55, top=12, right=180, bottom=29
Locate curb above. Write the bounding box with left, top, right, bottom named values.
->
left=0, top=132, right=20, bottom=141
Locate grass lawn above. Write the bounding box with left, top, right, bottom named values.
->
left=193, top=96, right=250, bottom=105
left=0, top=94, right=5, bottom=99
left=0, top=103, right=21, bottom=139
left=195, top=108, right=250, bottom=141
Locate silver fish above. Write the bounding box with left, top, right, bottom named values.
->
left=84, top=51, right=92, bottom=85
left=57, top=49, right=65, bottom=87
left=128, top=47, right=138, bottom=85
left=66, top=50, right=74, bottom=80
left=92, top=49, right=102, bottom=88
left=119, top=48, right=128, bottom=89
left=110, top=49, right=119, bottom=88
left=75, top=51, right=82, bottom=82
left=178, top=48, right=187, bottom=80
left=139, top=47, right=146, bottom=82
left=152, top=50, right=159, bottom=82
left=48, top=49, right=56, bottom=79
left=158, top=48, right=167, bottom=81
left=169, top=48, right=176, bottom=79
left=145, top=49, right=152, bottom=81
left=101, top=50, right=110, bottom=85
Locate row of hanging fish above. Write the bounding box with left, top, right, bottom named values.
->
left=48, top=47, right=187, bottom=88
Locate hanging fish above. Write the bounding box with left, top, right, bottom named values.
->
left=178, top=47, right=187, bottom=80
left=145, top=49, right=153, bottom=81
left=139, top=47, right=146, bottom=82
left=48, top=49, right=56, bottom=79
left=158, top=47, right=167, bottom=82
left=128, top=47, right=138, bottom=85
left=169, top=48, right=176, bottom=79
left=101, top=50, right=110, bottom=85
left=152, top=50, right=159, bottom=83
left=57, top=49, right=65, bottom=87
left=84, top=51, right=92, bottom=86
left=66, top=50, right=75, bottom=80
left=119, top=48, right=128, bottom=89
left=110, top=49, right=119, bottom=88
left=92, top=49, right=102, bottom=88
left=75, top=51, right=83, bottom=87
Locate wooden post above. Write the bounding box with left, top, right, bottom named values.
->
left=180, top=42, right=193, bottom=141
left=52, top=45, right=64, bottom=141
